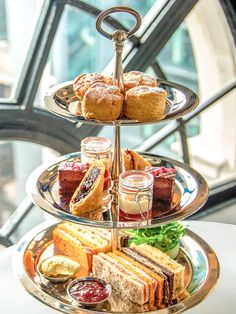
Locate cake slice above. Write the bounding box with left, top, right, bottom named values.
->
left=58, top=161, right=89, bottom=195
left=146, top=166, right=176, bottom=203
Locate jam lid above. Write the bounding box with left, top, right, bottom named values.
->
left=81, top=137, right=111, bottom=154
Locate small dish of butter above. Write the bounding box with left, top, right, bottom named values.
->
left=37, top=255, right=80, bottom=283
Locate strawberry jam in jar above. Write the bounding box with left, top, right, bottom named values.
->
left=118, top=170, right=153, bottom=222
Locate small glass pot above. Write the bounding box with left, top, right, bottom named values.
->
left=81, top=137, right=112, bottom=193
left=118, top=170, right=153, bottom=222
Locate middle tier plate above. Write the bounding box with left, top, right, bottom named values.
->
left=26, top=152, right=208, bottom=229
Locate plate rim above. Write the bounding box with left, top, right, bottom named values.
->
left=13, top=219, right=220, bottom=314
left=43, top=79, right=199, bottom=126
left=26, top=152, right=209, bottom=229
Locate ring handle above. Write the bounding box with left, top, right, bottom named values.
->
left=96, top=6, right=142, bottom=40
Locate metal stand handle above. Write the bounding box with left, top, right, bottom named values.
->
left=96, top=7, right=141, bottom=250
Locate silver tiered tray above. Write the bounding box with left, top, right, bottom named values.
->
left=44, top=79, right=199, bottom=126
left=13, top=219, right=220, bottom=314
left=26, top=152, right=208, bottom=229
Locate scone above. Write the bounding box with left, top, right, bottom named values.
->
left=73, top=73, right=112, bottom=100
left=123, top=71, right=157, bottom=91
left=82, top=83, right=123, bottom=121
left=124, top=85, right=167, bottom=121
left=69, top=160, right=105, bottom=217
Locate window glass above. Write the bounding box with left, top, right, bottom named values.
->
left=0, top=0, right=43, bottom=99
left=35, top=1, right=157, bottom=107
left=0, top=141, right=59, bottom=228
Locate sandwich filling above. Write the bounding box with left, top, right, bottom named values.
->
left=73, top=167, right=100, bottom=202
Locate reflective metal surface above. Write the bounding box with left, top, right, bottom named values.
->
left=44, top=79, right=199, bottom=126
left=26, top=152, right=208, bottom=229
left=13, top=219, right=220, bottom=314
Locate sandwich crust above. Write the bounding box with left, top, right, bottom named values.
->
left=124, top=85, right=167, bottom=122
left=123, top=71, right=157, bottom=91
left=82, top=83, right=123, bottom=121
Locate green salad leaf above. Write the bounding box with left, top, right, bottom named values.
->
left=127, top=222, right=186, bottom=252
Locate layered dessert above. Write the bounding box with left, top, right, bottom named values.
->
left=58, top=161, right=89, bottom=197
left=146, top=166, right=176, bottom=203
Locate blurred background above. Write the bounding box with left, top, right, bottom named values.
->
left=0, top=0, right=235, bottom=246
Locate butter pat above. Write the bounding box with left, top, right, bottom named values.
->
left=39, top=255, right=80, bottom=278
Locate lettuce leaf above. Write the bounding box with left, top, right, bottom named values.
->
left=127, top=222, right=185, bottom=252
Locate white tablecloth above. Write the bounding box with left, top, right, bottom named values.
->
left=0, top=221, right=235, bottom=314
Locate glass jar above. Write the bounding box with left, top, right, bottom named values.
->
left=118, top=171, right=153, bottom=222
left=81, top=137, right=112, bottom=193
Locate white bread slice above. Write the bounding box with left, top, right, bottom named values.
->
left=93, top=253, right=148, bottom=305
left=131, top=243, right=185, bottom=299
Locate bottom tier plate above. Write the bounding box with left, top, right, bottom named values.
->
left=13, top=219, right=219, bottom=314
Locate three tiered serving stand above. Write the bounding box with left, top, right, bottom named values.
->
left=14, top=7, right=220, bottom=314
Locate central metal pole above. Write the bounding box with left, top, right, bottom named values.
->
left=111, top=125, right=121, bottom=251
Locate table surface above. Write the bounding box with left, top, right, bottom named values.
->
left=0, top=220, right=235, bottom=314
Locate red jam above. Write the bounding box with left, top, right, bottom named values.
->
left=69, top=280, right=109, bottom=303
left=119, top=208, right=152, bottom=222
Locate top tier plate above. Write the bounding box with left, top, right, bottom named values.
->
left=44, top=79, right=199, bottom=126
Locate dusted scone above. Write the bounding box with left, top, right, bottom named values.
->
left=82, top=83, right=123, bottom=121
left=124, top=85, right=167, bottom=122
left=69, top=160, right=105, bottom=218
left=123, top=71, right=157, bottom=91
left=73, top=73, right=112, bottom=100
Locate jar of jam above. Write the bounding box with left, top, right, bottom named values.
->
left=81, top=137, right=112, bottom=194
left=118, top=171, right=153, bottom=222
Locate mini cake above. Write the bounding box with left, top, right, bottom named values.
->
left=124, top=85, right=167, bottom=121
left=58, top=161, right=89, bottom=197
left=145, top=166, right=176, bottom=203
left=82, top=83, right=123, bottom=121
left=73, top=73, right=112, bottom=100
left=123, top=71, right=157, bottom=91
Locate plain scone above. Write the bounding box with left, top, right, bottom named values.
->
left=82, top=83, right=123, bottom=121
left=124, top=85, right=167, bottom=121
left=73, top=73, right=112, bottom=100
left=123, top=71, right=157, bottom=91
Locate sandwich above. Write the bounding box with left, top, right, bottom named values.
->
left=130, top=243, right=185, bottom=299
left=121, top=149, right=151, bottom=171
left=69, top=160, right=105, bottom=218
left=52, top=222, right=111, bottom=270
left=92, top=244, right=185, bottom=308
